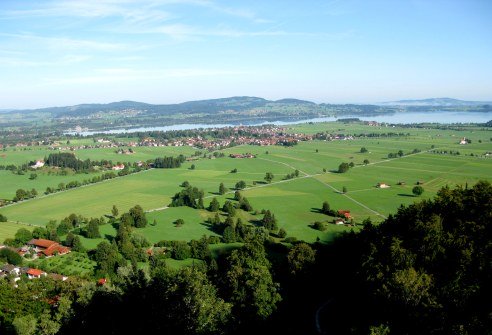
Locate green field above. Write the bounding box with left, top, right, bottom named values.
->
left=1, top=123, right=491, bottom=245
left=0, top=221, right=33, bottom=243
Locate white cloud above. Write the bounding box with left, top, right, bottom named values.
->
left=40, top=67, right=249, bottom=86
left=0, top=0, right=267, bottom=24
left=0, top=33, right=128, bottom=52
left=1, top=0, right=172, bottom=23
left=0, top=54, right=90, bottom=67
left=123, top=22, right=355, bottom=40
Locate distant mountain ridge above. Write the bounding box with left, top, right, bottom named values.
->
left=14, top=96, right=316, bottom=117
left=10, top=96, right=492, bottom=116
left=1, top=96, right=491, bottom=132
left=379, top=97, right=492, bottom=106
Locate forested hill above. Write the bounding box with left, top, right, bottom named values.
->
left=14, top=97, right=302, bottom=118
left=10, top=96, right=492, bottom=118
left=379, top=97, right=492, bottom=106
left=2, top=97, right=491, bottom=133
left=315, top=180, right=492, bottom=334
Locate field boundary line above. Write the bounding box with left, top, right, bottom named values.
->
left=257, top=157, right=309, bottom=176
left=5, top=220, right=38, bottom=227
left=353, top=147, right=444, bottom=169
left=313, top=176, right=387, bottom=219
left=0, top=168, right=155, bottom=211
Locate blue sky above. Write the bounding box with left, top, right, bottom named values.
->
left=0, top=0, right=491, bottom=109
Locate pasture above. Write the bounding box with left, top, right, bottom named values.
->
left=1, top=122, right=491, bottom=245
left=0, top=221, right=33, bottom=243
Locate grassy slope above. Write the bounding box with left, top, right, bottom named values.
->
left=0, top=222, right=33, bottom=243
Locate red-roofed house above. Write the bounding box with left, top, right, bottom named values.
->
left=28, top=238, right=56, bottom=249
left=337, top=210, right=352, bottom=220
left=27, top=239, right=71, bottom=257
left=97, top=278, right=107, bottom=286
left=27, top=268, right=46, bottom=279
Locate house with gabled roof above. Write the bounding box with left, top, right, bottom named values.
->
left=27, top=268, right=46, bottom=279
left=337, top=210, right=352, bottom=220
left=27, top=239, right=70, bottom=257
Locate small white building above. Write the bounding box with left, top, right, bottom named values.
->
left=31, top=160, right=45, bottom=169
left=112, top=164, right=125, bottom=171
left=1, top=264, right=20, bottom=276
left=27, top=268, right=47, bottom=279
left=459, top=137, right=467, bottom=145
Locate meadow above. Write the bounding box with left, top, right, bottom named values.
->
left=1, top=122, right=491, bottom=246
left=0, top=221, right=33, bottom=244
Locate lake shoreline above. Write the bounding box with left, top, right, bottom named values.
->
left=67, top=111, right=492, bottom=136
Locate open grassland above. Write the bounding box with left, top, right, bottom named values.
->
left=0, top=221, right=33, bottom=243
left=0, top=144, right=196, bottom=167
left=0, top=145, right=197, bottom=200
left=1, top=123, right=491, bottom=245
left=0, top=169, right=106, bottom=199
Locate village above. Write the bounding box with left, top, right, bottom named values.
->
left=0, top=238, right=71, bottom=283
left=3, top=125, right=359, bottom=153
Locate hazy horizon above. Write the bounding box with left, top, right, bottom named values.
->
left=2, top=95, right=492, bottom=111
left=1, top=0, right=491, bottom=109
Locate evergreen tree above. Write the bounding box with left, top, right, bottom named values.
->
left=321, top=201, right=331, bottom=214
left=111, top=205, right=119, bottom=218
left=129, top=205, right=147, bottom=228
left=86, top=219, right=101, bottom=238
left=219, top=182, right=227, bottom=195
left=239, top=197, right=253, bottom=211
left=208, top=197, right=220, bottom=212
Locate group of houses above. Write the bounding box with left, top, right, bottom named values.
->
left=229, top=153, right=256, bottom=159
left=1, top=239, right=71, bottom=284
left=17, top=125, right=316, bottom=161
left=115, top=148, right=135, bottom=155
left=0, top=264, right=68, bottom=283
left=334, top=210, right=353, bottom=225
left=17, top=239, right=71, bottom=259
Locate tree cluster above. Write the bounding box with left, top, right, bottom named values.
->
left=170, top=185, right=205, bottom=209
left=153, top=155, right=185, bottom=168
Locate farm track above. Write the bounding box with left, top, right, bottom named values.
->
left=312, top=177, right=387, bottom=219
left=257, top=157, right=309, bottom=176
left=147, top=151, right=410, bottom=219
left=1, top=144, right=483, bottom=226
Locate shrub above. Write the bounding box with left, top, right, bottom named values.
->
left=412, top=185, right=424, bottom=196
left=312, top=221, right=326, bottom=231
left=284, top=236, right=298, bottom=244
left=338, top=163, right=350, bottom=173
left=278, top=228, right=287, bottom=238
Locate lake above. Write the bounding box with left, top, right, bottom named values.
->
left=72, top=111, right=491, bottom=136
